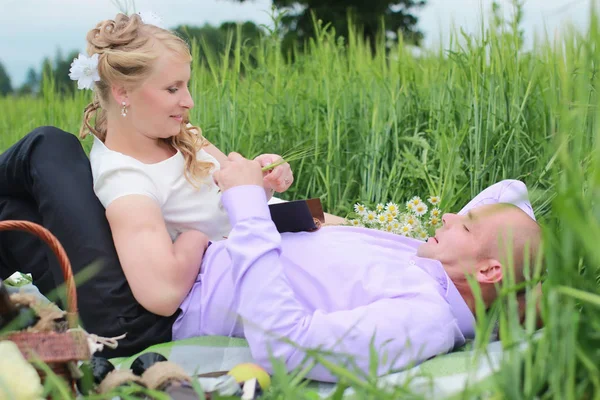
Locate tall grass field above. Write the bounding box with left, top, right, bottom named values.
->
left=1, top=7, right=600, bottom=399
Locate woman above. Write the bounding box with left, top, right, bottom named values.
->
left=70, top=12, right=300, bottom=318
left=0, top=12, right=338, bottom=356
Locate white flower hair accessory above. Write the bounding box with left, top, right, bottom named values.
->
left=137, top=10, right=166, bottom=29
left=69, top=53, right=100, bottom=90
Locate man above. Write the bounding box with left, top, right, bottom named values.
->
left=171, top=153, right=542, bottom=383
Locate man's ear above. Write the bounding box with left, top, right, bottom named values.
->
left=476, top=259, right=503, bottom=284
left=110, top=84, right=128, bottom=106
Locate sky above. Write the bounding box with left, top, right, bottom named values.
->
left=0, top=0, right=594, bottom=87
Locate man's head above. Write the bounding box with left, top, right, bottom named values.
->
left=417, top=203, right=541, bottom=304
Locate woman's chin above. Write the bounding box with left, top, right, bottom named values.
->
left=156, top=129, right=180, bottom=140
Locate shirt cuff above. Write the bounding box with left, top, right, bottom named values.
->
left=221, top=185, right=271, bottom=226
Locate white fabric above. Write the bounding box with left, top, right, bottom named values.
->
left=89, top=136, right=231, bottom=242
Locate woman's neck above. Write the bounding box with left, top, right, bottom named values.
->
left=105, top=117, right=175, bottom=163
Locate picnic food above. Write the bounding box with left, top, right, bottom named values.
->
left=0, top=279, right=38, bottom=331
left=228, top=363, right=271, bottom=391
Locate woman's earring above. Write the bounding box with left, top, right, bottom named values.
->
left=121, top=101, right=128, bottom=117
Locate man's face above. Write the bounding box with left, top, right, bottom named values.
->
left=416, top=204, right=521, bottom=281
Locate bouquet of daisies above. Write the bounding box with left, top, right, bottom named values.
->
left=347, top=195, right=443, bottom=240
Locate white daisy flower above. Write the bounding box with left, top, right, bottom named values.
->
left=430, top=216, right=441, bottom=226
left=376, top=213, right=387, bottom=225
left=385, top=202, right=399, bottom=214
left=411, top=218, right=423, bottom=230
left=384, top=223, right=394, bottom=232
left=416, top=229, right=429, bottom=240
left=376, top=203, right=385, bottom=212
left=405, top=214, right=417, bottom=226
left=430, top=207, right=441, bottom=218
left=391, top=221, right=401, bottom=231
left=385, top=212, right=395, bottom=223
left=409, top=196, right=423, bottom=207
left=365, top=211, right=377, bottom=223
left=428, top=196, right=441, bottom=205
left=414, top=203, right=428, bottom=216
left=406, top=202, right=415, bottom=212
left=350, top=219, right=361, bottom=227
left=354, top=203, right=367, bottom=215
left=398, top=213, right=408, bottom=225
left=390, top=210, right=398, bottom=218
left=399, top=223, right=413, bottom=236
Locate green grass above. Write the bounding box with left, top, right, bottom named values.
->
left=2, top=6, right=600, bottom=399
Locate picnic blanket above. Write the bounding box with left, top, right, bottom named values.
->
left=3, top=274, right=520, bottom=398
left=107, top=334, right=514, bottom=398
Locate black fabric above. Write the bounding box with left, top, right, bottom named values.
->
left=0, top=126, right=176, bottom=357
left=0, top=196, right=57, bottom=296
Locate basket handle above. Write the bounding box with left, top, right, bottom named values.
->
left=0, top=220, right=78, bottom=328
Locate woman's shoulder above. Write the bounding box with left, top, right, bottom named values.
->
left=90, top=138, right=166, bottom=207
left=90, top=135, right=183, bottom=175
left=90, top=136, right=142, bottom=175
left=89, top=139, right=166, bottom=201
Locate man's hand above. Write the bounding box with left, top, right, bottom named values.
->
left=213, top=152, right=264, bottom=192
left=254, top=153, right=294, bottom=193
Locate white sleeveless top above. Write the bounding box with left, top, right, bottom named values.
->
left=89, top=135, right=231, bottom=242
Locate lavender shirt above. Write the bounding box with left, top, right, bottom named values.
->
left=172, top=179, right=534, bottom=382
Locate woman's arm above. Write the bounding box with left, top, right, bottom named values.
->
left=105, top=195, right=209, bottom=317
left=202, top=142, right=228, bottom=166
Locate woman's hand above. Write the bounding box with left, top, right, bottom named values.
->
left=254, top=153, right=294, bottom=194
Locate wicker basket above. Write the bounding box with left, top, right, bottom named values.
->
left=0, top=220, right=90, bottom=392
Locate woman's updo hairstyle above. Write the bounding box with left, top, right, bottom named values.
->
left=79, top=13, right=212, bottom=185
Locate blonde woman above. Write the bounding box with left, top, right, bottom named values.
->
left=70, top=13, right=298, bottom=319
left=0, top=12, right=342, bottom=356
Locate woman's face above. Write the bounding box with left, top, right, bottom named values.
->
left=126, top=51, right=194, bottom=139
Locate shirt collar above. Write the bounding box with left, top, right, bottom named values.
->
left=412, top=255, right=476, bottom=340
left=444, top=276, right=476, bottom=339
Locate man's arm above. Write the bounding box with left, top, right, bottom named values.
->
left=222, top=185, right=457, bottom=382
left=458, top=180, right=536, bottom=220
